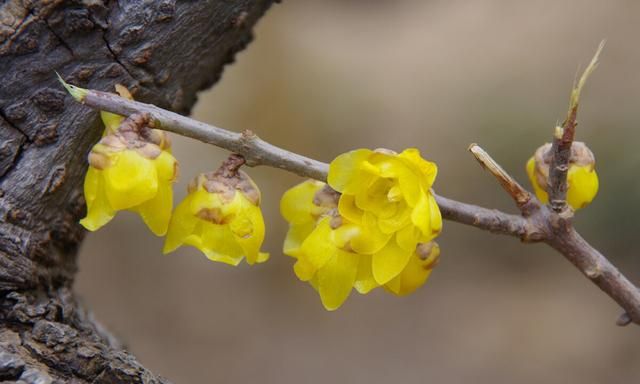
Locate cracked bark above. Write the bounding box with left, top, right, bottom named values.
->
left=0, top=1, right=275, bottom=382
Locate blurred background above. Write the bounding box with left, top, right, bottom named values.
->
left=76, top=1, right=640, bottom=383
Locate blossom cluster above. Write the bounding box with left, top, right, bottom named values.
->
left=280, top=148, right=442, bottom=310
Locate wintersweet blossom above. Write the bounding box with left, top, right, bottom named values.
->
left=526, top=142, right=599, bottom=210
left=281, top=147, right=442, bottom=310
left=328, top=148, right=442, bottom=284
left=164, top=156, right=269, bottom=266
left=80, top=114, right=178, bottom=235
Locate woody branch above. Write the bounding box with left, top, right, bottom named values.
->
left=58, top=46, right=640, bottom=326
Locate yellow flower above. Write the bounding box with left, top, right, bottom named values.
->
left=281, top=148, right=443, bottom=311
left=164, top=156, right=269, bottom=266
left=328, top=148, right=442, bottom=284
left=384, top=242, right=440, bottom=296
left=526, top=142, right=599, bottom=210
left=80, top=114, right=178, bottom=235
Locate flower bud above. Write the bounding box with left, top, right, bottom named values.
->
left=526, top=141, right=599, bottom=210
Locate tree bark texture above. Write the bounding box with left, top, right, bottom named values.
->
left=0, top=1, right=274, bottom=382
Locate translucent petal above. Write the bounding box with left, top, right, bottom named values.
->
left=396, top=224, right=420, bottom=252
left=199, top=222, right=244, bottom=266
left=567, top=164, right=599, bottom=210
left=337, top=194, right=363, bottom=224
left=294, top=257, right=317, bottom=281
left=283, top=221, right=316, bottom=258
left=354, top=255, right=379, bottom=294
left=426, top=193, right=442, bottom=240
left=349, top=222, right=391, bottom=254
left=328, top=148, right=373, bottom=193
left=378, top=202, right=411, bottom=234
left=163, top=194, right=199, bottom=254
left=317, top=249, right=359, bottom=311
left=154, top=151, right=178, bottom=182
left=231, top=195, right=267, bottom=265
left=134, top=182, right=173, bottom=236
left=385, top=243, right=439, bottom=296
left=526, top=157, right=549, bottom=204
left=398, top=148, right=438, bottom=190
left=79, top=168, right=115, bottom=231
left=103, top=151, right=158, bottom=209
left=299, top=218, right=336, bottom=271
left=372, top=236, right=413, bottom=284
left=410, top=193, right=431, bottom=235
left=280, top=180, right=325, bottom=224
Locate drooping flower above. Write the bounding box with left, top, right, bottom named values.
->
left=80, top=113, right=178, bottom=235
left=281, top=147, right=443, bottom=310
left=163, top=155, right=269, bottom=266
left=526, top=142, right=599, bottom=210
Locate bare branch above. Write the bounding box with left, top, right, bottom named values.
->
left=59, top=76, right=640, bottom=327
left=434, top=194, right=535, bottom=239
left=546, top=226, right=640, bottom=325
left=468, top=144, right=532, bottom=209
left=547, top=41, right=604, bottom=213
left=59, top=78, right=330, bottom=181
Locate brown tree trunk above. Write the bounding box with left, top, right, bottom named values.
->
left=0, top=1, right=274, bottom=382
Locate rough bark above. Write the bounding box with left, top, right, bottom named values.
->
left=0, top=1, right=274, bottom=382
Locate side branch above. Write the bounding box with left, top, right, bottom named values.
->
left=468, top=144, right=532, bottom=209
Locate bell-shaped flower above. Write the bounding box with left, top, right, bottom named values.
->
left=526, top=142, right=599, bottom=210
left=80, top=113, right=178, bottom=235
left=163, top=155, right=269, bottom=266
left=328, top=148, right=442, bottom=285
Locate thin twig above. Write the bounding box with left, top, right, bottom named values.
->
left=58, top=74, right=640, bottom=327
left=468, top=143, right=532, bottom=209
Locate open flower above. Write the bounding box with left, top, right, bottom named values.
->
left=281, top=149, right=443, bottom=311
left=80, top=113, right=178, bottom=235
left=164, top=155, right=269, bottom=266
left=526, top=142, right=599, bottom=210
left=328, top=148, right=442, bottom=284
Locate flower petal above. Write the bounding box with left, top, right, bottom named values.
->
left=526, top=157, right=549, bottom=204
left=372, top=236, right=413, bottom=284
left=328, top=148, right=373, bottom=193
left=317, top=249, right=359, bottom=310
left=280, top=180, right=325, bottom=224
left=283, top=221, right=316, bottom=258
left=354, top=255, right=379, bottom=294
left=385, top=242, right=439, bottom=296
left=79, top=168, right=115, bottom=231
left=299, top=218, right=336, bottom=271
left=134, top=182, right=173, bottom=236
left=103, top=151, right=158, bottom=209
left=199, top=222, right=244, bottom=266
left=163, top=194, right=198, bottom=254
left=231, top=194, right=268, bottom=265
left=567, top=164, right=599, bottom=210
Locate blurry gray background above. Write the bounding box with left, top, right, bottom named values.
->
left=76, top=1, right=640, bottom=383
